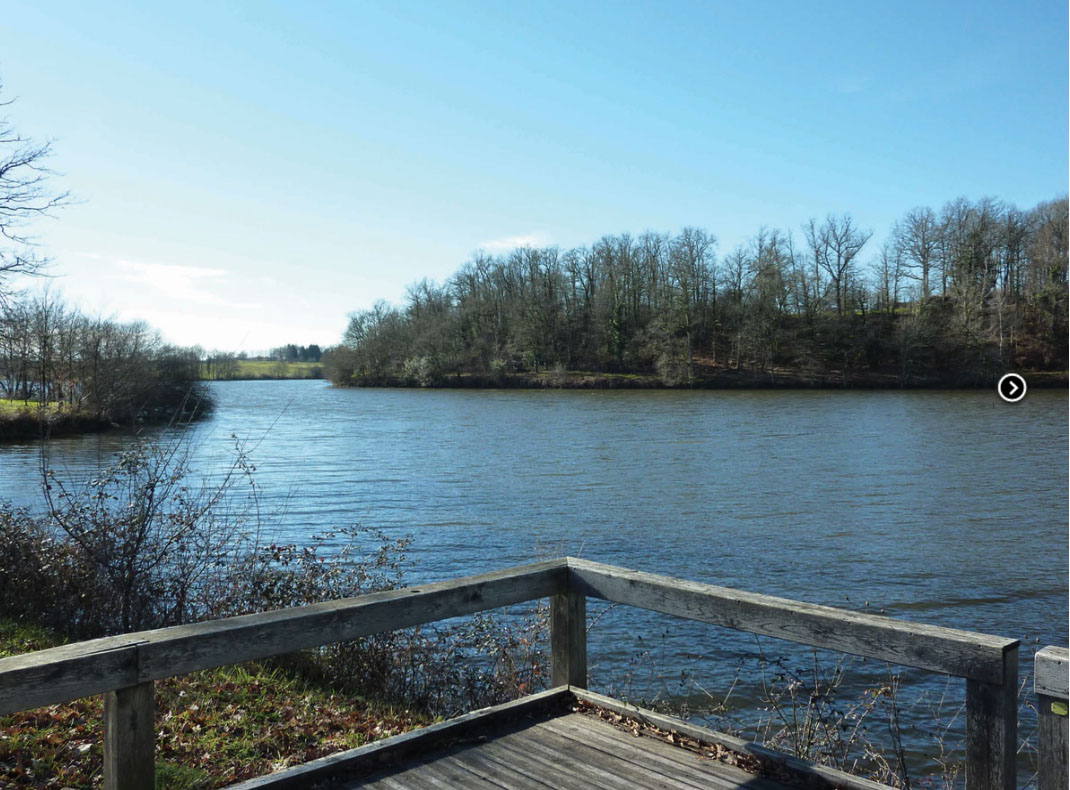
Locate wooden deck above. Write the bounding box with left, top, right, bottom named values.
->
left=0, top=557, right=1031, bottom=790
left=229, top=688, right=890, bottom=790
left=354, top=710, right=781, bottom=790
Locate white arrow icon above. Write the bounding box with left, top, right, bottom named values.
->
left=997, top=373, right=1027, bottom=403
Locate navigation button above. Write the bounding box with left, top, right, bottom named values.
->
left=997, top=373, right=1027, bottom=403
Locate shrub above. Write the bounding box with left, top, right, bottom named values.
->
left=1, top=429, right=548, bottom=718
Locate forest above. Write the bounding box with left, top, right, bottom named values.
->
left=0, top=293, right=208, bottom=430
left=325, top=196, right=1068, bottom=389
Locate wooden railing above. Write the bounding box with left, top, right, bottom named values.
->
left=0, top=557, right=1021, bottom=790
left=1034, top=646, right=1068, bottom=790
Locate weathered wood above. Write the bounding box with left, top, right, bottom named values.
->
left=1036, top=693, right=1068, bottom=790
left=225, top=687, right=572, bottom=789
left=0, top=636, right=142, bottom=715
left=539, top=716, right=772, bottom=790
left=572, top=687, right=890, bottom=790
left=1035, top=646, right=1069, bottom=698
left=440, top=746, right=562, bottom=790
left=965, top=645, right=1017, bottom=790
left=0, top=561, right=565, bottom=716
left=138, top=559, right=567, bottom=681
left=0, top=558, right=1024, bottom=790
left=247, top=689, right=901, bottom=790
left=369, top=751, right=496, bottom=789
left=526, top=719, right=756, bottom=790
left=484, top=729, right=692, bottom=790
left=1035, top=646, right=1069, bottom=790
left=104, top=681, right=155, bottom=790
left=568, top=558, right=1018, bottom=682
left=421, top=755, right=515, bottom=788
left=551, top=589, right=586, bottom=688
left=364, top=709, right=789, bottom=790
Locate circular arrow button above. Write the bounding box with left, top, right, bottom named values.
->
left=997, top=373, right=1027, bottom=403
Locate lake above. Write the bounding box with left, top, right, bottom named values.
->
left=1, top=381, right=1066, bottom=769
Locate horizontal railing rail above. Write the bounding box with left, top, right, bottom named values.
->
left=569, top=558, right=1018, bottom=682
left=0, top=557, right=1020, bottom=790
left=0, top=558, right=567, bottom=715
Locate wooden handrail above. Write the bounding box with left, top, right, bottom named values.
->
left=0, top=557, right=1022, bottom=790
left=0, top=558, right=568, bottom=715
left=568, top=558, right=1019, bottom=790
left=568, top=558, right=1018, bottom=682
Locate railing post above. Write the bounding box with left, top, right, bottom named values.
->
left=965, top=645, right=1017, bottom=790
left=104, top=681, right=155, bottom=790
left=551, top=587, right=586, bottom=688
left=1034, top=646, right=1069, bottom=790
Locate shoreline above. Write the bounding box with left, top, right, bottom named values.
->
left=4, top=370, right=1064, bottom=441
left=332, top=368, right=1069, bottom=391
left=0, top=403, right=212, bottom=443
left=0, top=410, right=113, bottom=442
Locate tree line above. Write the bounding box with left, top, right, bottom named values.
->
left=270, top=343, right=322, bottom=363
left=326, top=195, right=1067, bottom=388
left=0, top=292, right=209, bottom=423
left=1, top=86, right=212, bottom=429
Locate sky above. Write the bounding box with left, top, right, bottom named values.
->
left=1, top=0, right=1067, bottom=352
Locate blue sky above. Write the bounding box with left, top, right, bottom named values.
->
left=2, top=0, right=1066, bottom=351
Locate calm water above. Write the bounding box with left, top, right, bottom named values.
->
left=1, top=381, right=1066, bottom=763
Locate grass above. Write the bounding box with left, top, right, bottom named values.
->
left=0, top=399, right=72, bottom=417
left=0, top=619, right=428, bottom=788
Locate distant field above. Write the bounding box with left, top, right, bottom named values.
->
left=201, top=359, right=324, bottom=380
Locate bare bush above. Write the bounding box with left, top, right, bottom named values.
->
left=1, top=429, right=548, bottom=718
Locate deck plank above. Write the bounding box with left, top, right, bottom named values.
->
left=443, top=744, right=563, bottom=789
left=351, top=712, right=791, bottom=790
left=539, top=714, right=786, bottom=790
left=361, top=749, right=507, bottom=789
left=479, top=728, right=689, bottom=790
left=514, top=723, right=714, bottom=789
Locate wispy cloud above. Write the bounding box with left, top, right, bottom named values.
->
left=114, top=259, right=261, bottom=309
left=478, top=233, right=549, bottom=252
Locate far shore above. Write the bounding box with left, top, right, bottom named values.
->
left=331, top=367, right=1069, bottom=391
left=199, top=359, right=323, bottom=382
left=4, top=368, right=1064, bottom=442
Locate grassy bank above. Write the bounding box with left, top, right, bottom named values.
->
left=0, top=400, right=111, bottom=441
left=0, top=619, right=427, bottom=787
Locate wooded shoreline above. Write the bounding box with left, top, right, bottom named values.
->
left=331, top=367, right=1069, bottom=391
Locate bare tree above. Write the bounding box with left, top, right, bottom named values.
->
left=874, top=240, right=909, bottom=313
left=667, top=227, right=715, bottom=383
left=0, top=83, right=70, bottom=302
left=892, top=207, right=940, bottom=299
left=804, top=215, right=872, bottom=315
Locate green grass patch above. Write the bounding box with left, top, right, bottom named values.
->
left=0, top=618, right=65, bottom=656
left=0, top=619, right=427, bottom=787
left=0, top=399, right=74, bottom=418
